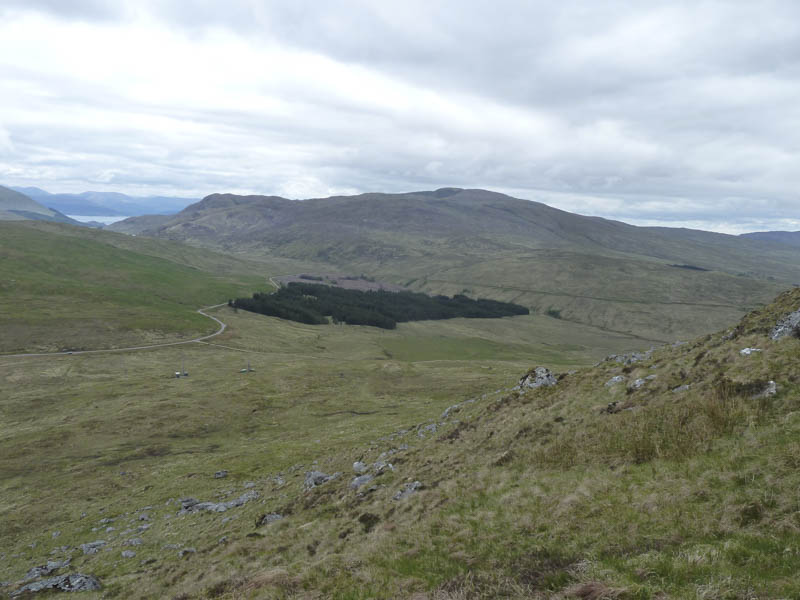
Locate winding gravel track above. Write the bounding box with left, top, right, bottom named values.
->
left=1, top=303, right=229, bottom=359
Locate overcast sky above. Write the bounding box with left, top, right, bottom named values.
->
left=1, top=1, right=799, bottom=233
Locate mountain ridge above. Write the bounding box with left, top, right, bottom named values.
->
left=106, top=187, right=800, bottom=342
left=121, top=187, right=799, bottom=276
left=11, top=186, right=196, bottom=216
left=741, top=230, right=800, bottom=248
left=0, top=184, right=80, bottom=225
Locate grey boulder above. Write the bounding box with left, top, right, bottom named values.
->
left=517, top=367, right=557, bottom=390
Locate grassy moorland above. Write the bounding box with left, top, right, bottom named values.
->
left=1, top=286, right=800, bottom=598
left=0, top=221, right=320, bottom=353
left=0, top=305, right=639, bottom=596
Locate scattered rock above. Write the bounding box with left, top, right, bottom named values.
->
left=605, top=375, right=625, bottom=387
left=740, top=347, right=762, bottom=356
left=137, top=524, right=151, bottom=532
left=257, top=513, right=283, bottom=526
left=12, top=573, right=101, bottom=595
left=630, top=378, right=647, bottom=389
left=218, top=536, right=228, bottom=544
left=121, top=550, right=136, bottom=559
left=771, top=308, right=800, bottom=340
left=179, top=498, right=199, bottom=511
left=350, top=474, right=374, bottom=490
left=517, top=367, right=557, bottom=390
left=162, top=544, right=181, bottom=550
left=51, top=531, right=60, bottom=539
left=243, top=481, right=256, bottom=489
left=604, top=350, right=652, bottom=365
left=123, top=538, right=142, bottom=546
left=24, top=560, right=70, bottom=582
left=417, top=423, right=438, bottom=437
left=79, top=541, right=106, bottom=555
left=303, top=471, right=338, bottom=490
left=138, top=513, right=150, bottom=521
left=352, top=461, right=368, bottom=474
left=178, top=548, right=196, bottom=558
left=178, top=491, right=259, bottom=514
left=441, top=403, right=461, bottom=419
left=214, top=470, right=228, bottom=479
left=393, top=481, right=422, bottom=501
left=372, top=460, right=393, bottom=474
left=753, top=380, right=778, bottom=399
left=98, top=518, right=114, bottom=525
left=672, top=384, right=691, bottom=393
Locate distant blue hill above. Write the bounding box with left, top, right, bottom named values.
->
left=740, top=231, right=800, bottom=248
left=11, top=186, right=197, bottom=217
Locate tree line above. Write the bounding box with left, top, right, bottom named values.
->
left=229, top=282, right=529, bottom=329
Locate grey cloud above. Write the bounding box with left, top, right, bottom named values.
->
left=2, top=1, right=800, bottom=232
left=0, top=0, right=127, bottom=20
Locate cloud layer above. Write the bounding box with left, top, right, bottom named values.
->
left=1, top=1, right=799, bottom=232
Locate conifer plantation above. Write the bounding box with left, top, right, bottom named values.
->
left=231, top=282, right=529, bottom=329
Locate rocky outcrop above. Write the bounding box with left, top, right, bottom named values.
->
left=603, top=350, right=652, bottom=365
left=350, top=474, right=374, bottom=490
left=516, top=367, right=557, bottom=390
left=79, top=541, right=105, bottom=555
left=304, top=471, right=339, bottom=490
left=257, top=513, right=283, bottom=526
left=12, top=573, right=100, bottom=595
left=630, top=375, right=656, bottom=390
left=178, top=490, right=258, bottom=514
left=24, top=560, right=70, bottom=582
left=771, top=308, right=800, bottom=340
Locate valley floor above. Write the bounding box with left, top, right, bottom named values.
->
left=3, top=291, right=799, bottom=599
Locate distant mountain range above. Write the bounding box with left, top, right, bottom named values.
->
left=112, top=187, right=800, bottom=282
left=10, top=186, right=196, bottom=217
left=108, top=187, right=800, bottom=343
left=0, top=185, right=80, bottom=225
left=741, top=231, right=800, bottom=248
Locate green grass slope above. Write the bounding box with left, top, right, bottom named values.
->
left=0, top=221, right=315, bottom=353
left=1, top=288, right=799, bottom=598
